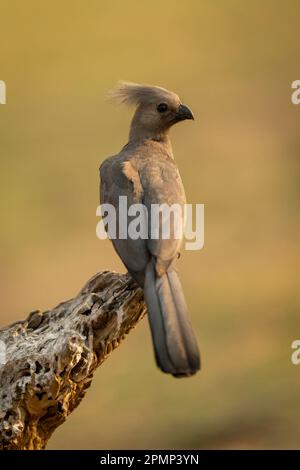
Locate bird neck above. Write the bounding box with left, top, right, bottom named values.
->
left=129, top=122, right=173, bottom=155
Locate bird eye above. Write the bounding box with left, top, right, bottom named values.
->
left=157, top=102, right=168, bottom=113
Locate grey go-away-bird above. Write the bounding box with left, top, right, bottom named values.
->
left=100, top=82, right=200, bottom=377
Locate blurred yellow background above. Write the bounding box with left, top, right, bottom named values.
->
left=0, top=0, right=300, bottom=449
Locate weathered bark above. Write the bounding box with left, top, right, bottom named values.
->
left=0, top=271, right=146, bottom=450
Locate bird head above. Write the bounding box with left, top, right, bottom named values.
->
left=109, top=81, right=194, bottom=142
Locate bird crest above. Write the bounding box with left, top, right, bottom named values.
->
left=108, top=81, right=178, bottom=107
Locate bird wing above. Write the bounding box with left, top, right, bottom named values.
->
left=99, top=155, right=149, bottom=278
left=100, top=150, right=186, bottom=279
left=139, top=155, right=186, bottom=274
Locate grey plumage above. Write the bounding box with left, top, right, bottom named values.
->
left=100, top=82, right=200, bottom=377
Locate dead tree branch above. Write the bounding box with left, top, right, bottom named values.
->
left=0, top=271, right=146, bottom=450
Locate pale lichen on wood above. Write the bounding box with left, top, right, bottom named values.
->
left=0, top=271, right=146, bottom=450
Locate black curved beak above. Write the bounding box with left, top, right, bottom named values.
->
left=176, top=103, right=194, bottom=121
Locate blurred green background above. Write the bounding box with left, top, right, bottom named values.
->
left=0, top=0, right=300, bottom=450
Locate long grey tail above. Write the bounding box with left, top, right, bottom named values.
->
left=144, top=258, right=200, bottom=377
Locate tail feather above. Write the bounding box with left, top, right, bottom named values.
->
left=167, top=269, right=200, bottom=372
left=143, top=260, right=175, bottom=374
left=144, top=259, right=200, bottom=377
